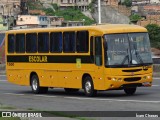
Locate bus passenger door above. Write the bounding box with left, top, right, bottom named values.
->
left=92, top=36, right=104, bottom=90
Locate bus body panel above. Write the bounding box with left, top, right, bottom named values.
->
left=6, top=62, right=106, bottom=90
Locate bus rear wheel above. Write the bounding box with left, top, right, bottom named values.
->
left=124, top=87, right=136, bottom=95
left=31, top=75, right=48, bottom=94
left=83, top=76, right=97, bottom=97
left=64, top=88, right=79, bottom=93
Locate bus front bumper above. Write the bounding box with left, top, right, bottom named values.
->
left=104, top=73, right=152, bottom=90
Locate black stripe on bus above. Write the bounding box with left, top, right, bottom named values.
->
left=7, top=55, right=93, bottom=63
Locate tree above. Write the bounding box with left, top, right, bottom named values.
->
left=145, top=24, right=160, bottom=49
left=129, top=14, right=142, bottom=24
left=43, top=8, right=55, bottom=16
left=123, top=0, right=132, bottom=7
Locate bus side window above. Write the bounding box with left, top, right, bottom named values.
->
left=26, top=33, right=37, bottom=53
left=77, top=31, right=89, bottom=53
left=63, top=32, right=75, bottom=52
left=8, top=34, right=15, bottom=53
left=95, top=37, right=102, bottom=66
left=50, top=32, right=62, bottom=53
left=38, top=32, right=49, bottom=53
left=15, top=34, right=25, bottom=53
left=90, top=36, right=94, bottom=63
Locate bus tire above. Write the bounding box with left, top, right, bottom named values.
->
left=31, top=75, right=48, bottom=94
left=83, top=76, right=97, bottom=97
left=124, top=87, right=136, bottom=95
left=64, top=88, right=79, bottom=93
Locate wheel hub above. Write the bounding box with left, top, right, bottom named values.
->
left=85, top=81, right=91, bottom=93
left=32, top=79, right=38, bottom=90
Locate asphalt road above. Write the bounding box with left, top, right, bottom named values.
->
left=0, top=75, right=160, bottom=119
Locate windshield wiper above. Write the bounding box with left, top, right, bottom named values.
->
left=121, top=48, right=131, bottom=65
left=135, top=51, right=144, bottom=64
left=133, top=45, right=144, bottom=64
left=121, top=54, right=129, bottom=65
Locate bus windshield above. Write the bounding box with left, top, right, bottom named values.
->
left=104, top=33, right=153, bottom=67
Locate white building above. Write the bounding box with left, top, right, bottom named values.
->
left=16, top=15, right=65, bottom=28
left=150, top=0, right=160, bottom=3
left=16, top=15, right=49, bottom=28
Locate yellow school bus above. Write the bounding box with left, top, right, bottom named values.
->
left=5, top=24, right=153, bottom=97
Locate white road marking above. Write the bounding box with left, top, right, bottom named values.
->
left=65, top=97, right=160, bottom=103
left=3, top=93, right=57, bottom=98
left=152, top=85, right=160, bottom=87
left=4, top=93, right=24, bottom=96
left=34, top=95, right=57, bottom=98
left=154, top=78, right=160, bottom=80
left=0, top=75, right=6, bottom=77
left=0, top=80, right=7, bottom=82
left=3, top=93, right=160, bottom=103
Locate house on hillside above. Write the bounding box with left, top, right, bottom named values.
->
left=16, top=15, right=49, bottom=28
left=0, top=0, right=20, bottom=4
left=131, top=2, right=160, bottom=26
left=40, top=0, right=92, bottom=11
left=15, top=15, right=64, bottom=28
left=0, top=0, right=20, bottom=16
left=132, top=0, right=150, bottom=5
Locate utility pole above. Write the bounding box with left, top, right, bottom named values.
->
left=98, top=0, right=101, bottom=24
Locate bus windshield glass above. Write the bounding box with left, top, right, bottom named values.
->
left=104, top=33, right=152, bottom=67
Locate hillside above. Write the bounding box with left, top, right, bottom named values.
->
left=27, top=2, right=95, bottom=25
left=92, top=4, right=130, bottom=24
left=27, top=1, right=130, bottom=25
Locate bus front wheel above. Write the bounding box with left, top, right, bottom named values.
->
left=31, top=75, right=48, bottom=94
left=124, top=87, right=136, bottom=95
left=83, top=76, right=97, bottom=97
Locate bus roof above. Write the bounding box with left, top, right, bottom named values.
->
left=6, top=24, right=147, bottom=34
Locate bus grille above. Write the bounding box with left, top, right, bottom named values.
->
left=124, top=77, right=141, bottom=82
left=121, top=83, right=142, bottom=88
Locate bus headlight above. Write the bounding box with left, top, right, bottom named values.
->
left=147, top=76, right=151, bottom=79
left=112, top=78, right=116, bottom=81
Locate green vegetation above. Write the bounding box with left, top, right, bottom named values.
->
left=43, top=3, right=59, bottom=15
left=0, top=103, right=15, bottom=110
left=129, top=14, right=142, bottom=23
left=42, top=111, right=94, bottom=120
left=56, top=8, right=95, bottom=25
left=27, top=108, right=34, bottom=110
left=51, top=3, right=59, bottom=11
left=122, top=0, right=132, bottom=7
left=145, top=24, right=160, bottom=49
left=27, top=1, right=95, bottom=25
left=27, top=0, right=43, bottom=10
left=0, top=118, right=20, bottom=120
left=44, top=7, right=95, bottom=25
left=0, top=106, right=15, bottom=109
left=89, top=0, right=96, bottom=13
left=43, top=8, right=54, bottom=15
